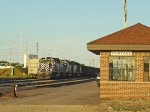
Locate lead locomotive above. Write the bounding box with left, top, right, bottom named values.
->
left=35, top=57, right=99, bottom=79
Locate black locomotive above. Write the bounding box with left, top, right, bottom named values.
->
left=35, top=57, right=99, bottom=79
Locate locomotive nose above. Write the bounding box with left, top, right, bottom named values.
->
left=41, top=69, right=46, bottom=74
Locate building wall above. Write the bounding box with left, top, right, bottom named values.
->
left=27, top=58, right=39, bottom=75
left=100, top=52, right=150, bottom=99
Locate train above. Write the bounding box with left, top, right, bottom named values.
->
left=32, top=57, right=99, bottom=79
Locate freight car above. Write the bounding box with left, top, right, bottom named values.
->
left=35, top=57, right=99, bottom=79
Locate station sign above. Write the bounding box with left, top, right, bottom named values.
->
left=111, top=51, right=132, bottom=56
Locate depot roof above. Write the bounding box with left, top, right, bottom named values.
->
left=87, top=23, right=150, bottom=54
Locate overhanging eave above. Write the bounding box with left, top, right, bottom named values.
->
left=87, top=44, right=150, bottom=54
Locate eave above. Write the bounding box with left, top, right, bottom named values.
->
left=87, top=44, right=150, bottom=55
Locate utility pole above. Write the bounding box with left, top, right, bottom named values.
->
left=9, top=41, right=13, bottom=76
left=53, top=48, right=56, bottom=57
left=19, top=32, right=24, bottom=63
left=92, top=58, right=95, bottom=67
left=21, top=33, right=23, bottom=62
left=36, top=42, right=39, bottom=58
left=124, top=0, right=127, bottom=28
left=89, top=59, right=91, bottom=66
left=9, top=44, right=11, bottom=69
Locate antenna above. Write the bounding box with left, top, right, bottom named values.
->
left=124, top=0, right=127, bottom=28
left=36, top=42, right=39, bottom=58
left=19, top=32, right=23, bottom=63
left=53, top=48, right=56, bottom=57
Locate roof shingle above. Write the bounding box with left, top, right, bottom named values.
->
left=88, top=23, right=150, bottom=45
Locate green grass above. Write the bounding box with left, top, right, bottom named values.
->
left=0, top=67, right=31, bottom=78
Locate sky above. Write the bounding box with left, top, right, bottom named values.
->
left=0, top=0, right=150, bottom=67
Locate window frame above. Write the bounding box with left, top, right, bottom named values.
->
left=143, top=57, right=150, bottom=81
left=109, top=56, right=135, bottom=81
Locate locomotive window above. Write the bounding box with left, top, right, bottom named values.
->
left=109, top=56, right=135, bottom=81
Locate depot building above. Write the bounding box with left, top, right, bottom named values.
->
left=87, top=23, right=150, bottom=99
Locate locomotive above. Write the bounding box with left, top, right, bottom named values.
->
left=35, top=57, right=99, bottom=79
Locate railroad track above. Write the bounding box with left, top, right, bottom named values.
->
left=0, top=78, right=40, bottom=84
left=1, top=77, right=95, bottom=86
left=0, top=77, right=96, bottom=97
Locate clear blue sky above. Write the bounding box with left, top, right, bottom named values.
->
left=0, top=0, right=150, bottom=67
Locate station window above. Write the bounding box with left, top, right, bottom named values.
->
left=144, top=57, right=150, bottom=81
left=109, top=57, right=135, bottom=81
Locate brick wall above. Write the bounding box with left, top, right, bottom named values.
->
left=100, top=52, right=110, bottom=81
left=100, top=52, right=150, bottom=99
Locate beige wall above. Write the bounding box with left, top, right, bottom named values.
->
left=100, top=52, right=150, bottom=99
left=27, top=58, right=39, bottom=75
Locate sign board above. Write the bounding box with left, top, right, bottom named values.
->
left=111, top=51, right=132, bottom=56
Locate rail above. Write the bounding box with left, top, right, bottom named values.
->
left=0, top=77, right=95, bottom=97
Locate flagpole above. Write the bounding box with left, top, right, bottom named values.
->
left=124, top=0, right=127, bottom=28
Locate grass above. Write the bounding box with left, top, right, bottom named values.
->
left=0, top=67, right=31, bottom=78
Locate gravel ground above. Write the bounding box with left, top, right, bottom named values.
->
left=1, top=99, right=150, bottom=112
left=1, top=102, right=150, bottom=112
left=1, top=81, right=150, bottom=112
left=0, top=81, right=100, bottom=105
left=0, top=105, right=101, bottom=112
